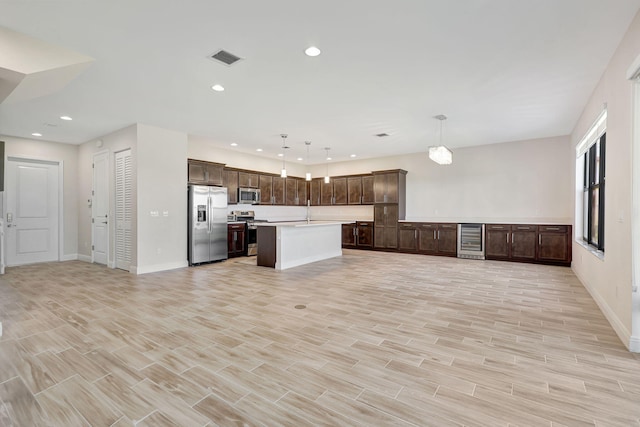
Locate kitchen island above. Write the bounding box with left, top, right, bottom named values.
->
left=256, top=221, right=349, bottom=270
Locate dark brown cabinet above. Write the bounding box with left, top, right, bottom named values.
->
left=399, top=222, right=456, bottom=256
left=362, top=175, right=375, bottom=204
left=346, top=175, right=374, bottom=205
left=309, top=179, right=322, bottom=206
left=223, top=169, right=239, bottom=204
left=259, top=175, right=272, bottom=204
left=188, top=159, right=224, bottom=186
left=227, top=223, right=246, bottom=257
left=347, top=176, right=362, bottom=205
left=321, top=180, right=333, bottom=205
left=486, top=224, right=571, bottom=266
left=260, top=175, right=284, bottom=205
left=374, top=204, right=399, bottom=249
left=342, top=221, right=374, bottom=249
left=373, top=170, right=406, bottom=204
left=486, top=224, right=537, bottom=262
left=511, top=225, right=537, bottom=261
left=238, top=171, right=259, bottom=188
left=356, top=221, right=374, bottom=248
left=285, top=178, right=307, bottom=206
left=342, top=223, right=357, bottom=248
left=538, top=225, right=571, bottom=264
left=332, top=177, right=347, bottom=205
left=272, top=177, right=285, bottom=205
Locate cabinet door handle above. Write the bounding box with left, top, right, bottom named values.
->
left=512, top=233, right=514, bottom=243
left=415, top=230, right=417, bottom=239
left=506, top=234, right=509, bottom=244
left=437, top=230, right=440, bottom=240
left=546, top=227, right=560, bottom=231
left=384, top=206, right=387, bottom=215
left=539, top=235, right=542, bottom=245
left=433, top=230, right=436, bottom=239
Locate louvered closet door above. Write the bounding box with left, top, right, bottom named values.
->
left=115, top=149, right=133, bottom=271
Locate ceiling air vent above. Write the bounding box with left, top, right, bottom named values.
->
left=375, top=133, right=389, bottom=137
left=209, top=49, right=242, bottom=66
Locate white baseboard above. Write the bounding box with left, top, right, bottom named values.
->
left=77, top=254, right=92, bottom=263
left=60, top=253, right=79, bottom=261
left=573, top=268, right=632, bottom=350
left=131, top=260, right=188, bottom=275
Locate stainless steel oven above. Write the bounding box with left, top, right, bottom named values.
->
left=231, top=210, right=257, bottom=256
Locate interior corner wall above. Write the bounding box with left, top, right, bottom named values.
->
left=1, top=135, right=79, bottom=259
left=77, top=124, right=137, bottom=266
left=570, top=10, right=640, bottom=350
left=135, top=124, right=188, bottom=274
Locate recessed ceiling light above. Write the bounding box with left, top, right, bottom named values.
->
left=230, top=142, right=238, bottom=146
left=256, top=148, right=263, bottom=152
left=60, top=115, right=72, bottom=121
left=376, top=133, right=389, bottom=137
left=31, top=132, right=42, bottom=137
left=350, top=154, right=357, bottom=158
left=277, top=153, right=283, bottom=157
left=305, top=46, right=321, bottom=57
left=296, top=157, right=303, bottom=161
left=326, top=157, right=332, bottom=161
left=211, top=84, right=225, bottom=92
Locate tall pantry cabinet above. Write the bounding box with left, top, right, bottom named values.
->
left=373, top=170, right=407, bottom=249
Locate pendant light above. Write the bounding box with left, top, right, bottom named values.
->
left=324, top=147, right=331, bottom=184
left=280, top=134, right=288, bottom=178
left=429, top=115, right=453, bottom=165
left=305, top=141, right=312, bottom=181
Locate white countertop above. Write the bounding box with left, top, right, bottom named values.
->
left=256, top=220, right=353, bottom=227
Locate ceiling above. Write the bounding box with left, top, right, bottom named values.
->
left=1, top=1, right=639, bottom=164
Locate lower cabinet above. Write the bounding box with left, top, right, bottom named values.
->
left=374, top=204, right=399, bottom=249
left=342, top=224, right=357, bottom=248
left=227, top=223, right=246, bottom=257
left=486, top=224, right=571, bottom=266
left=398, top=222, right=457, bottom=256
left=538, top=225, right=571, bottom=263
left=342, top=221, right=374, bottom=249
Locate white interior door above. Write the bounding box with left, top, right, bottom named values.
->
left=92, top=151, right=109, bottom=265
left=5, top=158, right=59, bottom=266
left=115, top=149, right=133, bottom=271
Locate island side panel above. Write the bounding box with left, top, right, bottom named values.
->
left=257, top=226, right=276, bottom=268
left=277, top=224, right=342, bottom=270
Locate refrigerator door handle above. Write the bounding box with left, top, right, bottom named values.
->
left=207, top=195, right=212, bottom=233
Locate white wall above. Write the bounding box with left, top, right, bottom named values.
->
left=135, top=124, right=188, bottom=274
left=77, top=125, right=137, bottom=265
left=2, top=135, right=79, bottom=259
left=570, top=11, right=640, bottom=350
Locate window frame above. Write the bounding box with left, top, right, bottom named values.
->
left=582, top=132, right=606, bottom=252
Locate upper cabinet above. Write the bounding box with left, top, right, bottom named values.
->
left=188, top=161, right=398, bottom=208
left=285, top=178, right=307, bottom=206
left=309, top=178, right=322, bottom=206
left=373, top=170, right=406, bottom=204
left=188, top=159, right=224, bottom=186
left=361, top=175, right=374, bottom=204
left=223, top=169, right=239, bottom=204
left=238, top=171, right=259, bottom=188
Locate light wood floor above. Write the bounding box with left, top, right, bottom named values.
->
left=0, top=250, right=639, bottom=426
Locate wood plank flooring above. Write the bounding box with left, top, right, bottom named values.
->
left=0, top=250, right=639, bottom=426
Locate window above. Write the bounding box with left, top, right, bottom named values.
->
left=582, top=132, right=605, bottom=251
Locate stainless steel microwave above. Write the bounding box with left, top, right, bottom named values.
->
left=238, top=187, right=261, bottom=204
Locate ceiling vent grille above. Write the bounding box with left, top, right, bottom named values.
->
left=209, top=49, right=242, bottom=66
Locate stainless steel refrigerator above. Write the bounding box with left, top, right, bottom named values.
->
left=188, top=185, right=228, bottom=265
